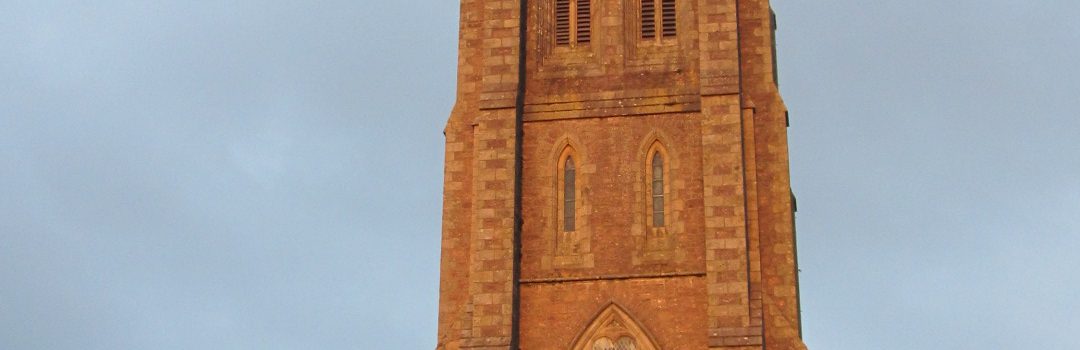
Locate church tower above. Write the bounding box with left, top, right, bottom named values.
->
left=437, top=0, right=809, bottom=349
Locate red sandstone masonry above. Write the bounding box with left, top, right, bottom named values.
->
left=738, top=1, right=804, bottom=349
left=437, top=118, right=475, bottom=350
left=464, top=111, right=518, bottom=349
left=438, top=0, right=807, bottom=349
left=435, top=0, right=483, bottom=348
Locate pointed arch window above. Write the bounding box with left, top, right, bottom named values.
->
left=553, top=144, right=589, bottom=260
left=651, top=153, right=665, bottom=227
left=556, top=0, right=592, bottom=46
left=641, top=0, right=676, bottom=40
left=563, top=156, right=577, bottom=232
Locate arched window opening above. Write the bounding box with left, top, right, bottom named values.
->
left=651, top=152, right=665, bottom=227
left=564, top=156, right=577, bottom=232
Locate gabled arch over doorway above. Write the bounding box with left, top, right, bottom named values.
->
left=569, top=303, right=661, bottom=350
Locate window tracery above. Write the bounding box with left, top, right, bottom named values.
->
left=571, top=304, right=659, bottom=350
left=592, top=336, right=637, bottom=350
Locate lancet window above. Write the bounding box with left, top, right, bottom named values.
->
left=562, top=155, right=577, bottom=232
left=651, top=153, right=665, bottom=227
left=645, top=142, right=669, bottom=231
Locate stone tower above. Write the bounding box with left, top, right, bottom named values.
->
left=436, top=0, right=808, bottom=349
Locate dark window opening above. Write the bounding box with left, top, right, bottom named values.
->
left=642, top=0, right=676, bottom=40
left=556, top=0, right=590, bottom=46
left=641, top=0, right=656, bottom=39
left=661, top=0, right=677, bottom=37
left=556, top=0, right=571, bottom=45
left=576, top=0, right=591, bottom=43
left=563, top=157, right=576, bottom=232
left=651, top=153, right=665, bottom=227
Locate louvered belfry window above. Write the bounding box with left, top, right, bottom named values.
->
left=555, top=0, right=591, bottom=46
left=576, top=0, right=591, bottom=44
left=642, top=0, right=676, bottom=40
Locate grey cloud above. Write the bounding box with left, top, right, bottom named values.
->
left=2, top=1, right=1078, bottom=349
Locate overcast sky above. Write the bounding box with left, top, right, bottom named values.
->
left=1, top=1, right=1077, bottom=349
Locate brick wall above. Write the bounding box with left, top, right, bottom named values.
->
left=437, top=0, right=807, bottom=349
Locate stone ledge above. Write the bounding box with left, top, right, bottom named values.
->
left=523, top=94, right=701, bottom=121
left=520, top=271, right=706, bottom=284
left=709, top=326, right=764, bottom=347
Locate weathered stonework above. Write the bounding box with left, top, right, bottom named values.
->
left=437, top=0, right=807, bottom=349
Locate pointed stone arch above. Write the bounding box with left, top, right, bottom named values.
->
left=632, top=131, right=681, bottom=260
left=569, top=303, right=661, bottom=350
left=545, top=135, right=594, bottom=269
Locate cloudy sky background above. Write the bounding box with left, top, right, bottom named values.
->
left=1, top=1, right=1077, bottom=349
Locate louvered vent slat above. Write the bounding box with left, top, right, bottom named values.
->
left=576, top=0, right=591, bottom=43
left=661, top=0, right=677, bottom=37
left=556, top=0, right=571, bottom=45
left=641, top=0, right=657, bottom=39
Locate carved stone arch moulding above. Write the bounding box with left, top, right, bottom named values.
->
left=569, top=303, right=661, bottom=350
left=637, top=130, right=679, bottom=173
